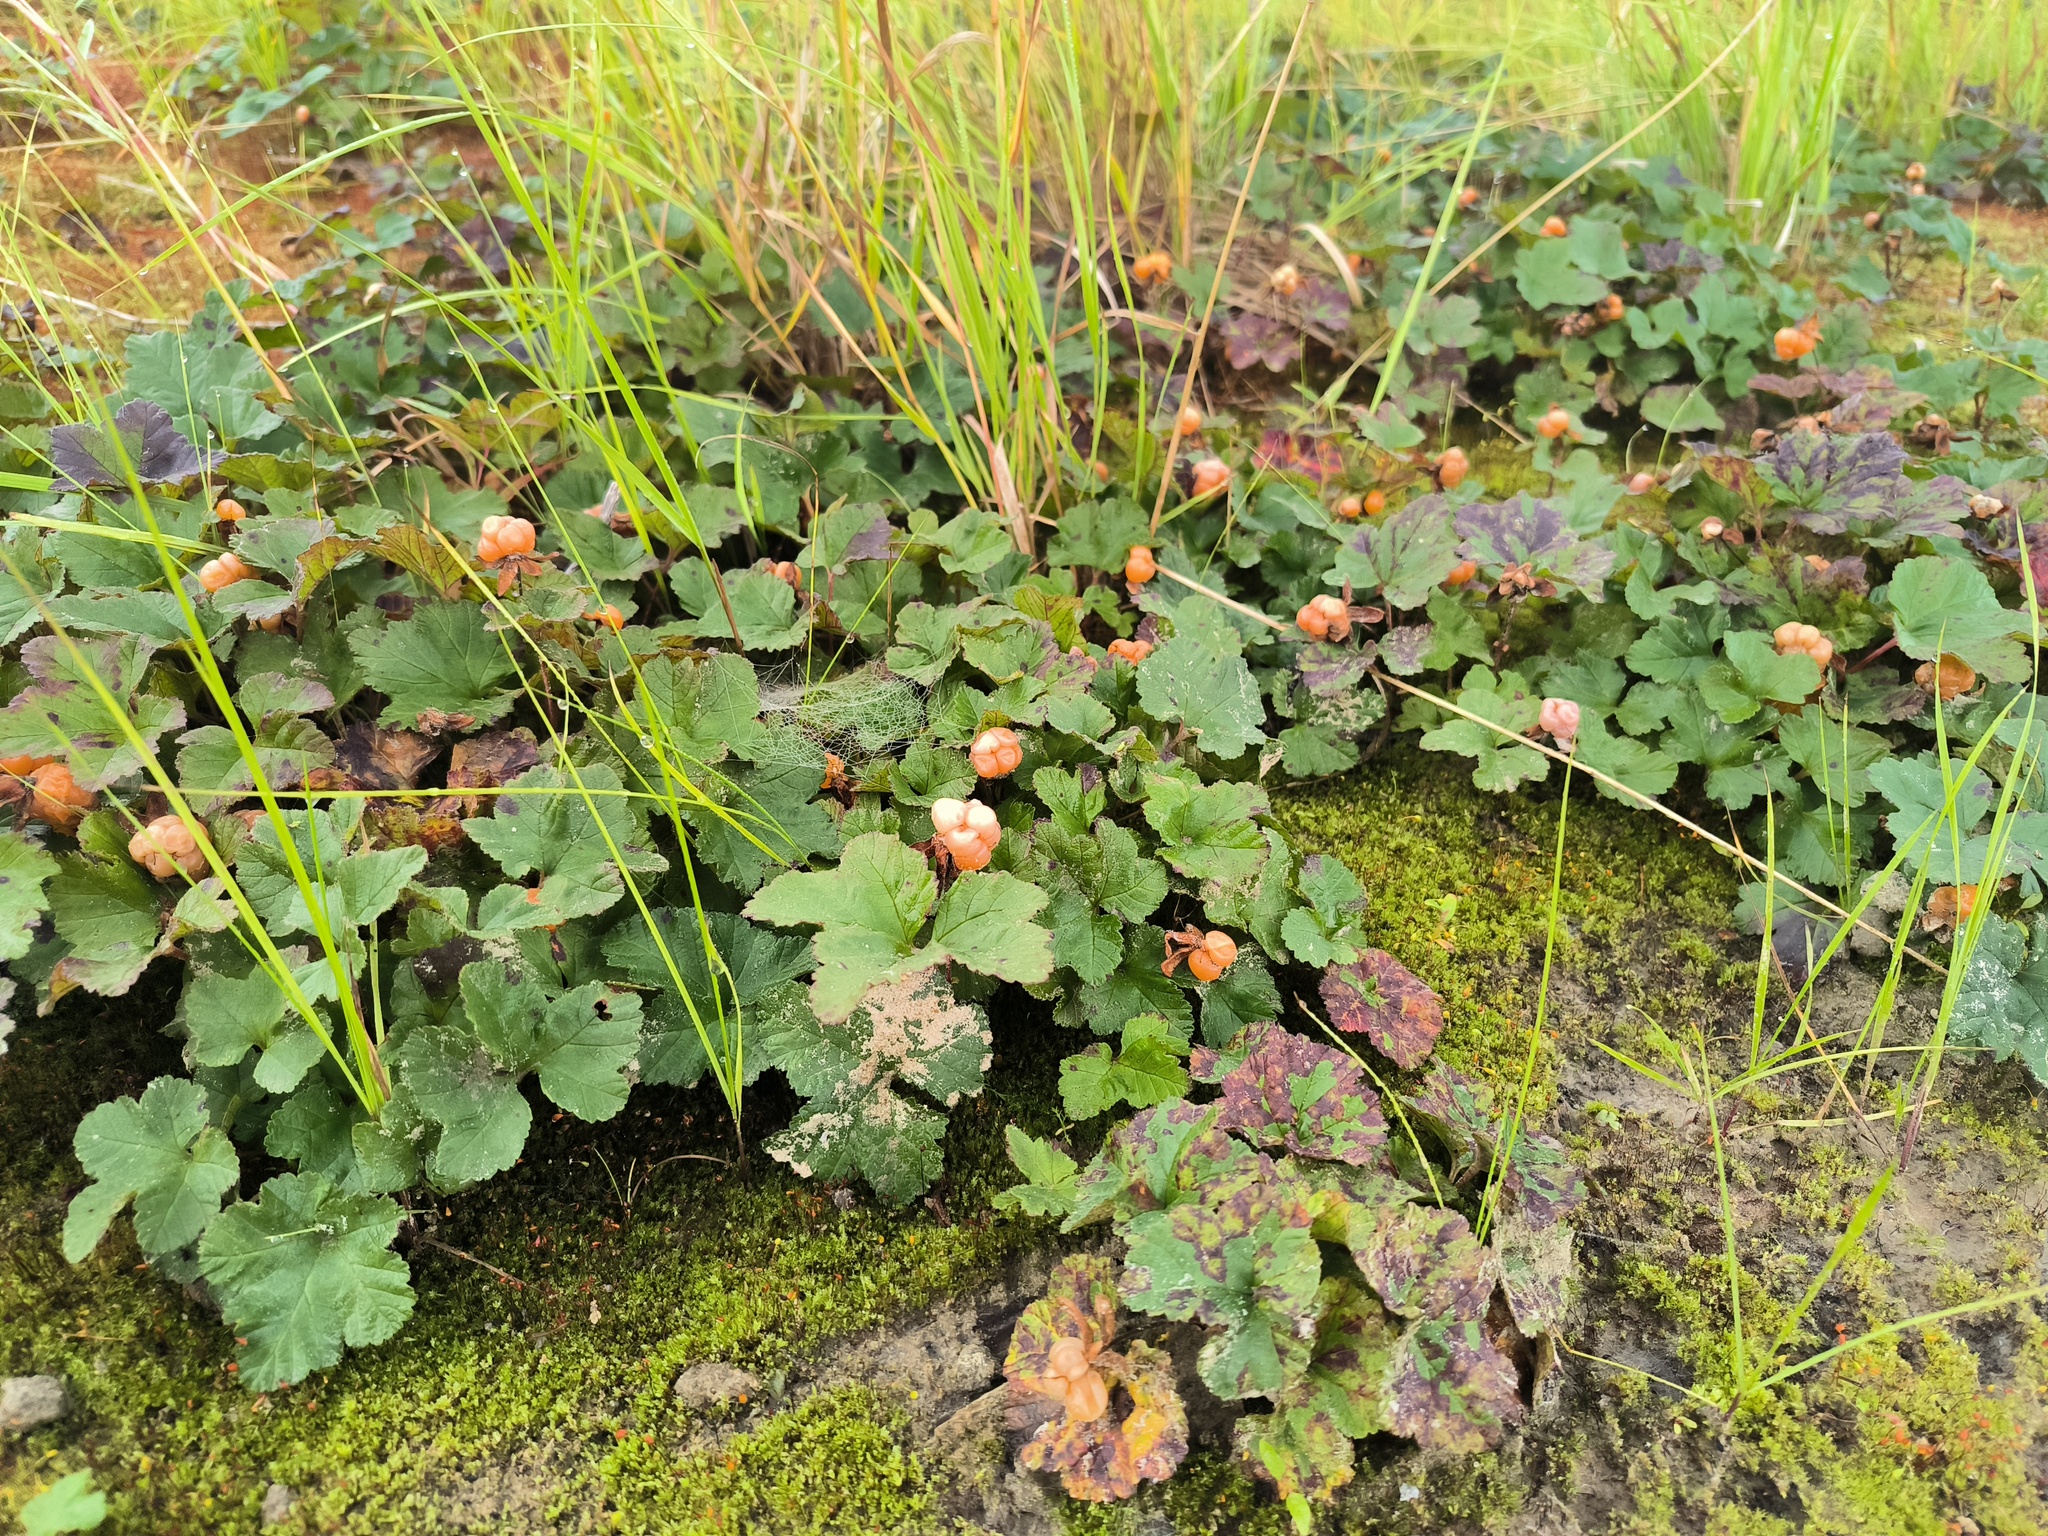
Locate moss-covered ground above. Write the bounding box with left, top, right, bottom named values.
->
left=5, top=746, right=2046, bottom=1534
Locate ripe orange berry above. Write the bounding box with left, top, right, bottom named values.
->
left=969, top=726, right=1023, bottom=779
left=1457, top=186, right=1480, bottom=209
left=1773, top=326, right=1814, bottom=363
left=588, top=603, right=626, bottom=630
left=1106, top=638, right=1152, bottom=664
left=1064, top=1370, right=1109, bottom=1423
left=1536, top=405, right=1571, bottom=440
left=255, top=612, right=286, bottom=634
left=1189, top=459, right=1231, bottom=498
left=128, top=814, right=206, bottom=880
left=1444, top=559, right=1478, bottom=587
left=1540, top=215, right=1568, bottom=238
left=1914, top=654, right=1976, bottom=702
left=1091, top=461, right=1111, bottom=482
left=1, top=753, right=56, bottom=777
left=1296, top=593, right=1348, bottom=642
left=1773, top=621, right=1834, bottom=671
left=294, top=103, right=312, bottom=125
left=1595, top=293, right=1625, bottom=324
left=1335, top=495, right=1363, bottom=520
left=198, top=551, right=253, bottom=592
left=1132, top=250, right=1172, bottom=284
left=1124, top=545, right=1156, bottom=584
left=1363, top=489, right=1386, bottom=516
left=213, top=497, right=247, bottom=522
left=28, top=761, right=93, bottom=831
left=1863, top=210, right=1883, bottom=229
left=1175, top=403, right=1203, bottom=436
left=932, top=797, right=1001, bottom=871
left=1904, top=161, right=1925, bottom=182
left=1185, top=930, right=1237, bottom=983
left=1435, top=446, right=1469, bottom=489
left=477, top=515, right=537, bottom=563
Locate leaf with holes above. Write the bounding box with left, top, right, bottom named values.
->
left=1320, top=952, right=1443, bottom=1068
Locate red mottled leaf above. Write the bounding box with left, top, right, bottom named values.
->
left=1496, top=1127, right=1586, bottom=1230
left=1017, top=1340, right=1188, bottom=1500
left=1351, top=1202, right=1492, bottom=1321
left=1235, top=1275, right=1397, bottom=1506
left=1192, top=1021, right=1386, bottom=1166
left=1005, top=1254, right=1120, bottom=1399
left=1219, top=311, right=1302, bottom=372
left=1320, top=952, right=1443, bottom=1068
left=1384, top=1318, right=1523, bottom=1453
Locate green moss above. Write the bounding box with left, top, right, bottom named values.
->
left=604, top=1387, right=949, bottom=1535
left=0, top=977, right=1066, bottom=1534
left=1270, top=743, right=1737, bottom=1103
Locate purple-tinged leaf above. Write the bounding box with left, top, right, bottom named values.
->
left=1192, top=1021, right=1387, bottom=1166
left=1329, top=494, right=1462, bottom=611
left=1384, top=1318, right=1522, bottom=1453
left=1828, top=387, right=1927, bottom=433
left=1492, top=1210, right=1572, bottom=1337
left=50, top=400, right=220, bottom=490
left=1747, top=372, right=1832, bottom=401
left=1296, top=643, right=1374, bottom=698
left=1234, top=1280, right=1396, bottom=1507
left=1454, top=494, right=1615, bottom=598
left=1064, top=1100, right=1244, bottom=1228
left=1378, top=623, right=1435, bottom=675
left=1351, top=1203, right=1491, bottom=1321
left=1403, top=1066, right=1496, bottom=1180
left=1497, top=1128, right=1586, bottom=1229
left=1219, top=311, right=1302, bottom=373
left=1320, top=952, right=1443, bottom=1068
left=1118, top=1157, right=1324, bottom=1399
left=1753, top=430, right=1905, bottom=534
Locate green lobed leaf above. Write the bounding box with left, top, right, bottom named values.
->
left=64, top=1076, right=239, bottom=1262
left=197, top=1173, right=414, bottom=1391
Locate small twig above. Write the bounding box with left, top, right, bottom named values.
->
left=414, top=1235, right=527, bottom=1290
